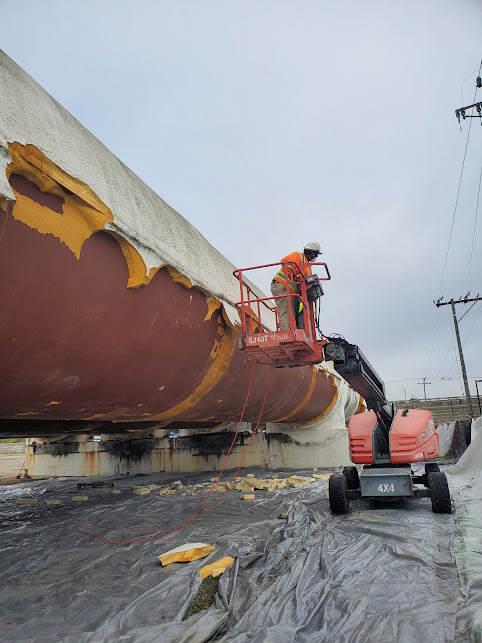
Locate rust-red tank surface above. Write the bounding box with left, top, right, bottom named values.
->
left=0, top=174, right=337, bottom=434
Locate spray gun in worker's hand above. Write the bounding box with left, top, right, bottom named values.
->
left=305, top=274, right=324, bottom=301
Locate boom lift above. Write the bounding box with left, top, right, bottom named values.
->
left=234, top=263, right=451, bottom=514
left=324, top=338, right=452, bottom=514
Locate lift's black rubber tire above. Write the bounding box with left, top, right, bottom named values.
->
left=428, top=471, right=452, bottom=513
left=329, top=474, right=349, bottom=514
left=343, top=466, right=360, bottom=490
left=424, top=463, right=441, bottom=487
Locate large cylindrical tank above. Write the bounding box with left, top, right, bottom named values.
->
left=0, top=172, right=337, bottom=428
left=0, top=51, right=355, bottom=436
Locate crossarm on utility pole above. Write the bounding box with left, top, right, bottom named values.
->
left=434, top=296, right=482, bottom=417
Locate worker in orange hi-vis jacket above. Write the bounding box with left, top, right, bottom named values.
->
left=270, top=242, right=321, bottom=331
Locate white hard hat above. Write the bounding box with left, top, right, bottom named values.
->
left=304, top=241, right=321, bottom=253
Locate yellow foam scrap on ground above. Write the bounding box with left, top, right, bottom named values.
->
left=46, top=499, right=61, bottom=505
left=287, top=476, right=315, bottom=484
left=286, top=476, right=313, bottom=488
left=167, top=489, right=176, bottom=495
left=16, top=498, right=38, bottom=505
left=133, top=485, right=149, bottom=490
left=133, top=488, right=151, bottom=495
left=235, top=477, right=242, bottom=481
left=313, top=473, right=331, bottom=480
left=242, top=478, right=264, bottom=490
left=113, top=489, right=121, bottom=494
left=199, top=556, right=235, bottom=579
left=158, top=488, right=169, bottom=495
left=242, top=494, right=255, bottom=501
left=158, top=543, right=214, bottom=566
left=246, top=474, right=255, bottom=479
left=72, top=496, right=88, bottom=501
left=313, top=468, right=319, bottom=471
left=243, top=477, right=285, bottom=491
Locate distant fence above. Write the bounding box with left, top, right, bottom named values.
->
left=396, top=396, right=481, bottom=423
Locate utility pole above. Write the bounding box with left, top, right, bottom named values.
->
left=417, top=377, right=431, bottom=404
left=434, top=295, right=482, bottom=417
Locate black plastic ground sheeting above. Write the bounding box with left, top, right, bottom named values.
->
left=0, top=467, right=463, bottom=642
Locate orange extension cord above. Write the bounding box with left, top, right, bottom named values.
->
left=45, top=361, right=273, bottom=545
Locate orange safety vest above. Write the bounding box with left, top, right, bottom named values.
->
left=274, top=252, right=312, bottom=293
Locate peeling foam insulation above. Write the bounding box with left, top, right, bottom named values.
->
left=0, top=50, right=271, bottom=329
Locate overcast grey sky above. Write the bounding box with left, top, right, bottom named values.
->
left=2, top=0, right=481, bottom=402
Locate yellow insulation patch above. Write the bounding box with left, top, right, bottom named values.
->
left=158, top=543, right=214, bottom=567
left=8, top=149, right=113, bottom=260
left=7, top=142, right=111, bottom=216
left=166, top=266, right=194, bottom=290
left=355, top=397, right=367, bottom=415
left=204, top=296, right=222, bottom=322
left=199, top=556, right=235, bottom=578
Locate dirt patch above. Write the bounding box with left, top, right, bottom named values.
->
left=182, top=576, right=220, bottom=620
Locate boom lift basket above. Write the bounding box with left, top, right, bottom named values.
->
left=233, top=260, right=331, bottom=367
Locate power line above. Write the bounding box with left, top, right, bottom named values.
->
left=426, top=61, right=481, bottom=380
left=466, top=161, right=482, bottom=292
